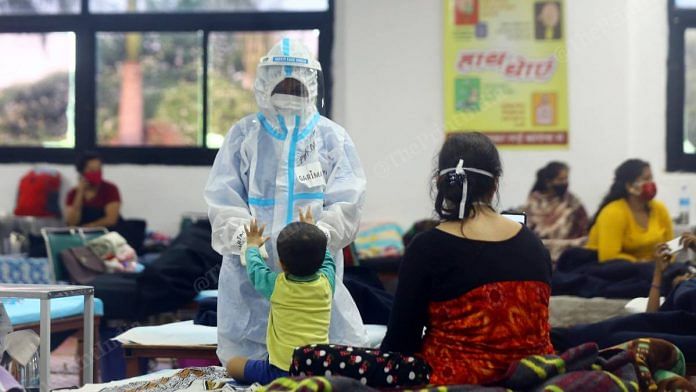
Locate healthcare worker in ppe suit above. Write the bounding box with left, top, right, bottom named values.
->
left=205, top=38, right=368, bottom=364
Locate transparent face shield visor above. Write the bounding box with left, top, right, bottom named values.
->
left=268, top=67, right=325, bottom=116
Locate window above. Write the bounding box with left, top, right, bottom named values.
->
left=668, top=1, right=696, bottom=171
left=0, top=0, right=333, bottom=164
left=0, top=32, right=75, bottom=147
left=0, top=0, right=80, bottom=14
left=90, top=0, right=328, bottom=13
left=683, top=29, right=696, bottom=155
left=206, top=30, right=318, bottom=148
left=677, top=0, right=696, bottom=9
left=96, top=31, right=203, bottom=147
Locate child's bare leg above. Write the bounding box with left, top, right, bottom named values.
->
left=226, top=356, right=248, bottom=381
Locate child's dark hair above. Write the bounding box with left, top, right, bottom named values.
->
left=433, top=132, right=502, bottom=221
left=277, top=222, right=328, bottom=276
left=76, top=151, right=102, bottom=174
left=530, top=161, right=568, bottom=194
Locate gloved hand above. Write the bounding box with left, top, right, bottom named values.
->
left=240, top=242, right=269, bottom=266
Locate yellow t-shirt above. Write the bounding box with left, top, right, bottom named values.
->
left=244, top=247, right=335, bottom=371
left=267, top=273, right=332, bottom=371
left=586, top=199, right=673, bottom=262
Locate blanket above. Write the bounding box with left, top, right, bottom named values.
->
left=552, top=278, right=696, bottom=360
left=99, top=367, right=233, bottom=392
left=662, top=279, right=696, bottom=313
left=552, top=311, right=696, bottom=361
left=265, top=339, right=694, bottom=391
left=551, top=248, right=688, bottom=299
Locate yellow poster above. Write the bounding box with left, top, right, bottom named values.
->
left=444, top=0, right=568, bottom=147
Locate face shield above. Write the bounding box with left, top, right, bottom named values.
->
left=267, top=67, right=325, bottom=116
left=254, top=38, right=325, bottom=121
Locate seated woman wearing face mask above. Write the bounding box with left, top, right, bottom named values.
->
left=586, top=159, right=673, bottom=262
left=65, top=151, right=123, bottom=229
left=523, top=161, right=589, bottom=263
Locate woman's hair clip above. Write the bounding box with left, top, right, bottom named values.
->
left=447, top=171, right=465, bottom=185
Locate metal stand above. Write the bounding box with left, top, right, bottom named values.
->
left=0, top=284, right=95, bottom=392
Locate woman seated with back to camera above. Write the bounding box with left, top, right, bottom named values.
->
left=380, top=132, right=553, bottom=385
left=523, top=161, right=589, bottom=263
left=586, top=159, right=673, bottom=263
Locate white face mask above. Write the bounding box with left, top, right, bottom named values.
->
left=270, top=93, right=308, bottom=113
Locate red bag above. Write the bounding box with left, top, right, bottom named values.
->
left=14, top=169, right=61, bottom=217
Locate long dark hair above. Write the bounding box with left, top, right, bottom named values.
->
left=530, top=161, right=568, bottom=194
left=591, top=159, right=650, bottom=227
left=434, top=133, right=502, bottom=222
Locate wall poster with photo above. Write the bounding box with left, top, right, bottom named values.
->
left=444, top=0, right=569, bottom=148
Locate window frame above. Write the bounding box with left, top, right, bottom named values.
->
left=667, top=0, right=696, bottom=171
left=0, top=0, right=334, bottom=165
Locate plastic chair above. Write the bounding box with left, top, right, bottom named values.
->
left=41, top=227, right=108, bottom=283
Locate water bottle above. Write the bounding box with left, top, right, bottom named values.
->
left=679, top=185, right=691, bottom=225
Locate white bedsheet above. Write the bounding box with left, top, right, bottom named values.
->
left=549, top=296, right=631, bottom=327
left=113, top=320, right=217, bottom=346
left=113, top=322, right=385, bottom=348
left=624, top=297, right=664, bottom=314
left=54, top=369, right=180, bottom=392
left=365, top=324, right=386, bottom=348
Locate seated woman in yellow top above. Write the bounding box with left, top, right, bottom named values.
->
left=586, top=159, right=673, bottom=262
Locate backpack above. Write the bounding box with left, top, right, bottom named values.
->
left=14, top=168, right=61, bottom=218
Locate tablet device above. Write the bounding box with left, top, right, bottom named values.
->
left=665, top=237, right=685, bottom=255
left=502, top=211, right=527, bottom=225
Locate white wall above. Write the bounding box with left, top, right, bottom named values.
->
left=334, top=0, right=694, bottom=228
left=627, top=0, right=696, bottom=219
left=333, top=0, right=445, bottom=228
left=335, top=0, right=637, bottom=228
left=0, top=164, right=210, bottom=234
left=0, top=0, right=693, bottom=234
